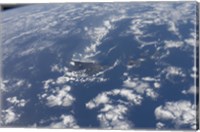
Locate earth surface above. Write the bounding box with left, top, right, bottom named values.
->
left=0, top=2, right=198, bottom=130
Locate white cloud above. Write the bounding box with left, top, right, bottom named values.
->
left=156, top=122, right=165, bottom=129
left=83, top=24, right=112, bottom=60
left=103, top=20, right=112, bottom=29
left=182, top=86, right=196, bottom=95
left=86, top=86, right=146, bottom=129
left=168, top=21, right=179, bottom=36
left=145, top=88, right=158, bottom=99
left=166, top=66, right=185, bottom=76
left=1, top=108, right=20, bottom=125
left=56, top=76, right=70, bottom=84
left=123, top=77, right=137, bottom=88
left=50, top=114, right=79, bottom=128
left=86, top=88, right=143, bottom=110
left=142, top=77, right=157, bottom=81
left=97, top=104, right=133, bottom=129
left=126, top=2, right=195, bottom=49
left=162, top=66, right=186, bottom=83
left=123, top=77, right=158, bottom=99
left=6, top=96, right=28, bottom=107
left=117, top=89, right=143, bottom=105
left=1, top=79, right=32, bottom=93
left=43, top=79, right=54, bottom=89
left=16, top=80, right=25, bottom=87
left=154, top=100, right=196, bottom=129
left=51, top=64, right=63, bottom=73
left=164, top=40, right=183, bottom=48
left=0, top=80, right=7, bottom=92
left=42, top=85, right=75, bottom=107
left=184, top=38, right=195, bottom=47
left=154, top=82, right=161, bottom=89
left=86, top=93, right=110, bottom=109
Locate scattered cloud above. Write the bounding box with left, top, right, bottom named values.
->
left=86, top=88, right=140, bottom=129
left=43, top=79, right=55, bottom=89
left=1, top=108, right=20, bottom=125
left=0, top=79, right=32, bottom=93
left=97, top=104, right=133, bottom=129
left=162, top=66, right=186, bottom=83
left=6, top=96, right=28, bottom=107
left=1, top=2, right=196, bottom=129
left=182, top=86, right=196, bottom=95
left=50, top=114, right=79, bottom=128
left=123, top=77, right=158, bottom=99
left=156, top=122, right=165, bottom=129
left=155, top=100, right=196, bottom=129
left=164, top=40, right=183, bottom=49
left=41, top=85, right=75, bottom=107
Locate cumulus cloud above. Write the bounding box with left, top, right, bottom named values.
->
left=86, top=74, right=161, bottom=129
left=164, top=40, right=183, bottom=49
left=56, top=76, right=70, bottom=84
left=43, top=79, right=55, bottom=89
left=50, top=114, right=79, bottom=128
left=154, top=100, right=196, bottom=129
left=6, top=96, right=28, bottom=107
left=2, top=2, right=196, bottom=129
left=154, top=82, right=161, bottom=89
left=182, top=86, right=196, bottom=95
left=1, top=79, right=32, bottom=93
left=167, top=21, right=179, bottom=36
left=0, top=80, right=7, bottom=92
left=73, top=17, right=119, bottom=62
left=123, top=77, right=158, bottom=99
left=165, top=66, right=185, bottom=76
left=16, top=80, right=25, bottom=87
left=86, top=93, right=110, bottom=109
left=97, top=104, right=133, bottom=129
left=1, top=108, right=20, bottom=125
left=162, top=66, right=186, bottom=83
left=51, top=64, right=63, bottom=73
left=44, top=85, right=75, bottom=107
left=86, top=88, right=143, bottom=110
left=127, top=2, right=195, bottom=49
left=86, top=87, right=144, bottom=129
left=86, top=89, right=135, bottom=129
left=184, top=30, right=196, bottom=46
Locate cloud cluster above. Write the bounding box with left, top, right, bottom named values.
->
left=161, top=66, right=186, bottom=83
left=182, top=86, right=196, bottom=95
left=1, top=108, right=20, bottom=125
left=49, top=114, right=79, bottom=128
left=97, top=104, right=133, bottom=129
left=85, top=71, right=161, bottom=129
left=1, top=2, right=196, bottom=129
left=82, top=19, right=114, bottom=59
left=86, top=89, right=136, bottom=129
left=40, top=85, right=75, bottom=107
left=1, top=95, right=29, bottom=125
left=164, top=40, right=183, bottom=49
left=128, top=2, right=195, bottom=50
left=155, top=100, right=196, bottom=129
left=6, top=96, right=28, bottom=107
left=0, top=79, right=32, bottom=93
left=123, top=77, right=158, bottom=99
